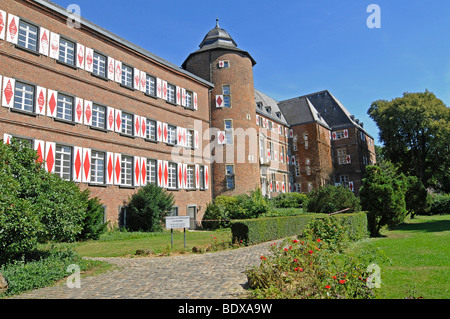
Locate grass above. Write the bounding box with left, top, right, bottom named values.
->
left=357, top=215, right=450, bottom=299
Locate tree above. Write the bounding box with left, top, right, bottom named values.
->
left=126, top=183, right=175, bottom=232
left=359, top=165, right=408, bottom=237
left=368, top=90, right=450, bottom=192
left=306, top=185, right=361, bottom=214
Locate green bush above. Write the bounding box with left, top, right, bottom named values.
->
left=303, top=216, right=349, bottom=252
left=76, top=192, right=109, bottom=241
left=428, top=193, right=450, bottom=215
left=306, top=185, right=361, bottom=214
left=270, top=193, right=308, bottom=208
left=126, top=183, right=175, bottom=232
left=201, top=203, right=229, bottom=230
left=259, top=208, right=304, bottom=218
left=405, top=176, right=428, bottom=217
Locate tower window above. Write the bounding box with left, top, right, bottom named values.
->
left=222, top=85, right=231, bottom=107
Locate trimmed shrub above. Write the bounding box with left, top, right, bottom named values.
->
left=428, top=193, right=450, bottom=215
left=201, top=203, right=229, bottom=230
left=306, top=185, right=361, bottom=214
left=270, top=193, right=308, bottom=209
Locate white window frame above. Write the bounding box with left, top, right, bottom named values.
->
left=146, top=119, right=156, bottom=141
left=14, top=82, right=35, bottom=113
left=18, top=20, right=38, bottom=52
left=167, top=125, right=176, bottom=145
left=146, top=75, right=156, bottom=96
left=59, top=38, right=75, bottom=65
left=168, top=162, right=177, bottom=189
left=167, top=84, right=175, bottom=103
left=224, top=120, right=233, bottom=144
left=185, top=91, right=193, bottom=109
left=147, top=159, right=157, bottom=185
left=121, top=112, right=133, bottom=135
left=226, top=165, right=235, bottom=189
left=121, top=155, right=133, bottom=186
left=121, top=64, right=133, bottom=88
left=56, top=93, right=73, bottom=121
left=91, top=151, right=105, bottom=184
left=93, top=51, right=107, bottom=78
left=55, top=144, right=72, bottom=181
left=92, top=104, right=106, bottom=129
left=222, top=85, right=231, bottom=107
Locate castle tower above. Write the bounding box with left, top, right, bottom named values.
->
left=182, top=20, right=261, bottom=197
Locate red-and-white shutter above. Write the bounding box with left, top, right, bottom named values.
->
left=74, top=97, right=83, bottom=124
left=193, top=92, right=198, bottom=110
left=114, top=153, right=122, bottom=185
left=84, top=47, right=94, bottom=73
left=0, top=10, right=6, bottom=41
left=183, top=164, right=188, bottom=189
left=139, top=71, right=146, bottom=93
left=162, top=123, right=168, bottom=143
left=349, top=181, right=354, bottom=192
left=156, top=121, right=162, bottom=142
left=84, top=100, right=93, bottom=126
left=177, top=127, right=183, bottom=146
left=76, top=43, right=85, bottom=70
left=182, top=88, right=186, bottom=107
left=140, top=116, right=147, bottom=138
left=256, top=114, right=259, bottom=125
left=133, top=68, right=140, bottom=90
left=332, top=131, right=337, bottom=140
left=176, top=86, right=181, bottom=105
left=3, top=133, right=11, bottom=145
left=39, top=27, right=50, bottom=56
left=106, top=152, right=114, bottom=185
left=133, top=156, right=140, bottom=187
left=35, top=86, right=47, bottom=116
left=215, top=95, right=224, bottom=108
left=194, top=130, right=199, bottom=149
left=291, top=156, right=295, bottom=165
left=195, top=164, right=200, bottom=189
left=274, top=151, right=278, bottom=162
left=114, top=60, right=122, bottom=83
left=276, top=182, right=279, bottom=192
left=134, top=115, right=141, bottom=138
left=344, top=129, right=349, bottom=138
left=107, top=57, right=115, bottom=81
left=182, top=128, right=187, bottom=147
left=346, top=155, right=351, bottom=164
left=45, top=142, right=56, bottom=173
left=177, top=163, right=183, bottom=189
left=269, top=181, right=273, bottom=192
left=72, top=146, right=82, bottom=182
left=204, top=165, right=209, bottom=189
left=106, top=106, right=115, bottom=131
left=217, top=131, right=226, bottom=145
left=47, top=89, right=57, bottom=117
left=34, top=140, right=45, bottom=164
left=157, top=160, right=163, bottom=187
left=156, top=78, right=162, bottom=98
left=289, top=129, right=294, bottom=138
left=140, top=157, right=147, bottom=187
left=114, top=109, right=122, bottom=133
left=329, top=131, right=332, bottom=140
left=164, top=161, right=169, bottom=188
left=6, top=14, right=19, bottom=44
left=2, top=77, right=15, bottom=108
left=162, top=80, right=167, bottom=100
left=82, top=148, right=91, bottom=183
left=49, top=32, right=60, bottom=59
left=282, top=182, right=286, bottom=193
left=278, top=125, right=282, bottom=135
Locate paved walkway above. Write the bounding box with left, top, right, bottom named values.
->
left=11, top=240, right=280, bottom=299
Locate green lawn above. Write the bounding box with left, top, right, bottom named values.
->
left=363, top=215, right=450, bottom=299
left=68, top=229, right=232, bottom=258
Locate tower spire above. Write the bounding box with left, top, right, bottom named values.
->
left=216, top=18, right=219, bottom=28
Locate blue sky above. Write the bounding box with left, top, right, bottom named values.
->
left=54, top=0, right=450, bottom=144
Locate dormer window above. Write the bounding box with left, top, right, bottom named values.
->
left=265, top=106, right=271, bottom=114
left=257, top=102, right=263, bottom=110
left=275, top=111, right=281, bottom=119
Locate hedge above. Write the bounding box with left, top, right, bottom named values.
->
left=231, top=212, right=369, bottom=245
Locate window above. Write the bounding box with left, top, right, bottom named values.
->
left=145, top=119, right=156, bottom=141
left=269, top=142, right=274, bottom=160
left=91, top=151, right=105, bottom=184
left=226, top=165, right=235, bottom=189
left=186, top=130, right=194, bottom=148
left=121, top=155, right=133, bottom=186
left=147, top=159, right=157, bottom=185
left=59, top=38, right=75, bottom=65
left=168, top=162, right=177, bottom=189
left=199, top=166, right=205, bottom=190
left=121, top=64, right=133, bottom=88
left=167, top=125, right=176, bottom=145
left=18, top=20, right=38, bottom=52
left=14, top=82, right=35, bottom=112
left=337, top=148, right=347, bottom=165
left=259, top=138, right=265, bottom=159
left=56, top=93, right=73, bottom=121
left=339, top=175, right=349, bottom=188
left=93, top=52, right=107, bottom=78
left=169, top=207, right=179, bottom=216
left=167, top=84, right=175, bottom=103
left=55, top=145, right=72, bottom=181
left=224, top=120, right=233, bottom=144
left=335, top=130, right=345, bottom=139
left=121, top=112, right=133, bottom=135
left=92, top=104, right=106, bottom=129
left=186, top=165, right=195, bottom=189
left=146, top=75, right=156, bottom=96
left=295, top=166, right=300, bottom=176
left=185, top=91, right=193, bottom=109
left=222, top=85, right=231, bottom=107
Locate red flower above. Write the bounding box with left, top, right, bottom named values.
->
left=308, top=250, right=313, bottom=254
left=339, top=279, right=346, bottom=284
left=293, top=259, right=298, bottom=263
left=332, top=276, right=337, bottom=280
left=325, top=285, right=331, bottom=289
left=260, top=255, right=267, bottom=261
left=317, top=239, right=322, bottom=242
left=293, top=239, right=299, bottom=243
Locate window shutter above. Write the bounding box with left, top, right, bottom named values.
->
left=114, top=109, right=122, bottom=133
left=157, top=160, right=163, bottom=187
left=34, top=140, right=45, bottom=164
left=139, top=71, right=146, bottom=92
left=346, top=155, right=351, bottom=164
left=46, top=89, right=57, bottom=117
left=194, top=130, right=199, bottom=149
left=134, top=115, right=141, bottom=138
left=218, top=60, right=225, bottom=68
left=0, top=10, right=6, bottom=40
left=106, top=106, right=115, bottom=131
left=163, top=161, right=169, bottom=188
left=133, top=156, right=140, bottom=187
left=114, top=153, right=121, bottom=185
left=49, top=32, right=60, bottom=60
left=156, top=121, right=162, bottom=142
left=274, top=151, right=278, bottom=162
left=74, top=97, right=83, bottom=124
left=162, top=123, right=168, bottom=143
left=72, top=146, right=82, bottom=182
left=289, top=129, right=293, bottom=138
left=193, top=92, right=198, bottom=110
left=291, top=156, right=295, bottom=165
left=81, top=148, right=91, bottom=183
left=278, top=125, right=281, bottom=135
left=84, top=100, right=93, bottom=126
left=84, top=47, right=94, bottom=73
left=45, top=142, right=56, bottom=173
left=3, top=133, right=11, bottom=145
left=344, top=129, right=349, bottom=138
left=76, top=43, right=85, bottom=69
left=217, top=131, right=226, bottom=145
left=349, top=181, right=354, bottom=192
left=39, top=27, right=50, bottom=56
left=162, top=80, right=167, bottom=100
left=195, top=164, right=200, bottom=189
left=140, top=157, right=147, bottom=187
left=215, top=95, right=224, bottom=108
left=2, top=77, right=15, bottom=108
left=183, top=164, right=187, bottom=189
left=106, top=152, right=114, bottom=185
left=177, top=126, right=183, bottom=146
left=6, top=14, right=19, bottom=44
left=178, top=162, right=183, bottom=189
left=182, top=88, right=186, bottom=107
left=156, top=78, right=162, bottom=98
left=133, top=68, right=140, bottom=90
left=107, top=57, right=115, bottom=81
left=256, top=114, right=259, bottom=125
left=329, top=131, right=332, bottom=140
left=176, top=86, right=181, bottom=105
left=276, top=182, right=279, bottom=192
left=204, top=165, right=209, bottom=189
left=35, top=86, right=47, bottom=116
left=140, top=116, right=147, bottom=138
left=269, top=181, right=273, bottom=192
left=114, top=60, right=122, bottom=83
left=332, top=131, right=337, bottom=140
left=282, top=182, right=286, bottom=193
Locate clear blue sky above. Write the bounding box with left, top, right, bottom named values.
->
left=53, top=0, right=450, bottom=145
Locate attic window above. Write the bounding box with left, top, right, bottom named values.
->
left=257, top=102, right=263, bottom=109
left=265, top=106, right=271, bottom=114
left=275, top=111, right=281, bottom=119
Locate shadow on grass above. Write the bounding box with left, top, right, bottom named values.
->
left=394, top=217, right=450, bottom=233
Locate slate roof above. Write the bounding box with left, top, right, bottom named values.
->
left=254, top=89, right=288, bottom=126
left=278, top=96, right=330, bottom=129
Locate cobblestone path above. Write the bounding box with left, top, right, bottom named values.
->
left=11, top=240, right=280, bottom=299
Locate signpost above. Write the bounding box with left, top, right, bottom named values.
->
left=165, top=216, right=190, bottom=248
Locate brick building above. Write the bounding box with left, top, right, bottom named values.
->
left=0, top=1, right=375, bottom=227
